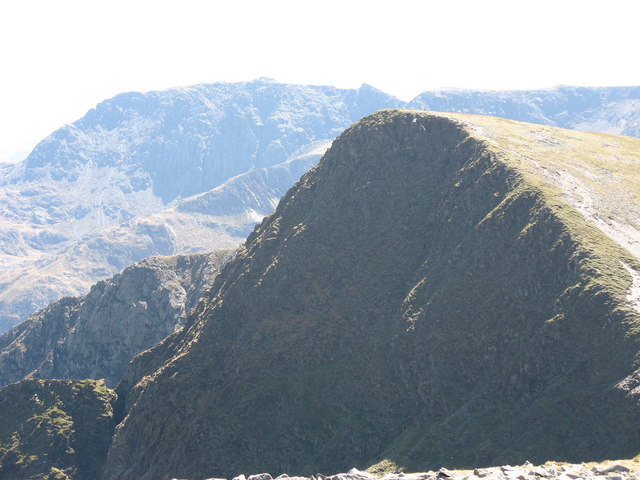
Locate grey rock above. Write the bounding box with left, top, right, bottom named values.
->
left=556, top=474, right=581, bottom=480
left=600, top=466, right=632, bottom=474
left=0, top=249, right=233, bottom=387
left=531, top=467, right=550, bottom=477
left=347, top=469, right=375, bottom=479
left=247, top=474, right=273, bottom=480
left=474, top=469, right=493, bottom=478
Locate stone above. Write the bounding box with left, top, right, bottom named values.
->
left=474, top=468, right=492, bottom=478
left=531, top=467, right=549, bottom=478
left=438, top=468, right=455, bottom=478
left=247, top=474, right=273, bottom=480
left=601, top=465, right=632, bottom=474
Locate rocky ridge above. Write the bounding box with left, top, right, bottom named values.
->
left=99, top=110, right=640, bottom=479
left=0, top=249, right=234, bottom=387
left=408, top=86, right=640, bottom=137
left=2, top=82, right=640, bottom=332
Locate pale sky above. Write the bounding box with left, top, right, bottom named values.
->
left=1, top=0, right=639, bottom=164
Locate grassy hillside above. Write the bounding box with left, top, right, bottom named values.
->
left=0, top=379, right=116, bottom=480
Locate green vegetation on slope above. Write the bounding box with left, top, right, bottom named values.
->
left=100, top=110, right=640, bottom=479
left=0, top=379, right=116, bottom=480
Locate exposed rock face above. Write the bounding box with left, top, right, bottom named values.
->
left=0, top=249, right=233, bottom=387
left=0, top=378, right=116, bottom=480
left=0, top=80, right=399, bottom=331
left=101, top=111, right=640, bottom=479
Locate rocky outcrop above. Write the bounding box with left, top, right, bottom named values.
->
left=0, top=249, right=233, bottom=387
left=100, top=111, right=640, bottom=479
left=0, top=378, right=116, bottom=480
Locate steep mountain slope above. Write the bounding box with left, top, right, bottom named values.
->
left=409, top=86, right=640, bottom=136
left=0, top=249, right=233, bottom=388
left=101, top=110, right=640, bottom=480
left=0, top=79, right=396, bottom=330
left=0, top=378, right=116, bottom=480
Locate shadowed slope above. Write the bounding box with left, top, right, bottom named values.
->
left=104, top=110, right=640, bottom=479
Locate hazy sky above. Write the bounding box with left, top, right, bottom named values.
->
left=1, top=0, right=639, bottom=163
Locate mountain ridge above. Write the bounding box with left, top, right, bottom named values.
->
left=98, top=110, right=640, bottom=479
left=0, top=249, right=234, bottom=388
left=2, top=82, right=640, bottom=332
left=0, top=80, right=399, bottom=330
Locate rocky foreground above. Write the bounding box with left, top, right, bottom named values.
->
left=188, top=462, right=640, bottom=480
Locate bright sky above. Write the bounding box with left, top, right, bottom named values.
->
left=1, top=0, right=639, bottom=164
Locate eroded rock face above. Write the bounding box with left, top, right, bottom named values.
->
left=0, top=249, right=234, bottom=387
left=0, top=378, right=116, bottom=480
left=102, top=111, right=640, bottom=479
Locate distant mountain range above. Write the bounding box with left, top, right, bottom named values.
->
left=1, top=80, right=639, bottom=331
left=0, top=80, right=400, bottom=331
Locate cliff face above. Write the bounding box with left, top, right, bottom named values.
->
left=101, top=110, right=640, bottom=479
left=0, top=378, right=116, bottom=480
left=0, top=249, right=233, bottom=387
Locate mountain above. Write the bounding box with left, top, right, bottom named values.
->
left=0, top=249, right=233, bottom=388
left=90, top=110, right=640, bottom=479
left=0, top=80, right=401, bottom=331
left=0, top=378, right=116, bottom=480
left=2, top=82, right=640, bottom=334
left=408, top=85, right=640, bottom=136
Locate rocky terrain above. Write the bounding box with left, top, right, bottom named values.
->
left=174, top=462, right=640, bottom=480
left=2, top=81, right=640, bottom=332
left=0, top=249, right=233, bottom=387
left=3, top=106, right=640, bottom=480
left=0, top=378, right=116, bottom=480
left=408, top=86, right=640, bottom=137
left=88, top=110, right=640, bottom=479
left=0, top=80, right=398, bottom=331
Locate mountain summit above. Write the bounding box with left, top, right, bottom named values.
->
left=100, top=110, right=640, bottom=479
